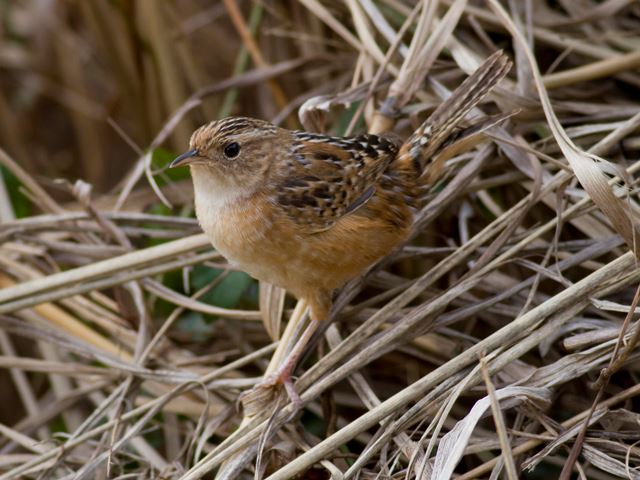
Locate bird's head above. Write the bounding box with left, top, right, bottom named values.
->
left=171, top=117, right=285, bottom=195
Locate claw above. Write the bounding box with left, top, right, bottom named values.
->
left=279, top=371, right=303, bottom=409
left=264, top=364, right=303, bottom=408
left=240, top=367, right=303, bottom=416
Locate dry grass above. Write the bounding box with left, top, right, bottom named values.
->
left=1, top=1, right=640, bottom=479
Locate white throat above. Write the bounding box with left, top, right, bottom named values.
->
left=191, top=165, right=244, bottom=210
left=189, top=165, right=266, bottom=268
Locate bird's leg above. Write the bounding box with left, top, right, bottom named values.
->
left=262, top=290, right=331, bottom=407
left=270, top=318, right=321, bottom=407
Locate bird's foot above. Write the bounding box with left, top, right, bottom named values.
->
left=265, top=369, right=303, bottom=410
left=240, top=368, right=302, bottom=417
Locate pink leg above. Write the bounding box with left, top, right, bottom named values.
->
left=262, top=290, right=331, bottom=408
left=269, top=318, right=322, bottom=407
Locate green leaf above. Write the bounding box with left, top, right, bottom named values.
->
left=202, top=271, right=253, bottom=309
left=334, top=101, right=364, bottom=136
left=191, top=265, right=223, bottom=290
left=151, top=147, right=191, bottom=185
left=191, top=266, right=254, bottom=309
left=175, top=311, right=214, bottom=341
left=0, top=165, right=31, bottom=218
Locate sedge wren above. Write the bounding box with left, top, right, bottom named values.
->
left=171, top=51, right=511, bottom=405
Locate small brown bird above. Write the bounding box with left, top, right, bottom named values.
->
left=171, top=51, right=511, bottom=404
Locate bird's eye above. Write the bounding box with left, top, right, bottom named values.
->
left=223, top=142, right=240, bottom=158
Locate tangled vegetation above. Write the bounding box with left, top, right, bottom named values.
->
left=1, top=1, right=640, bottom=478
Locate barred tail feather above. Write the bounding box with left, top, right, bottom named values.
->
left=395, top=50, right=512, bottom=182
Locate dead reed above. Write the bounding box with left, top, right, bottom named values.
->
left=1, top=1, right=640, bottom=479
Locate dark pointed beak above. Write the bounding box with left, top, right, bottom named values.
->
left=170, top=149, right=199, bottom=168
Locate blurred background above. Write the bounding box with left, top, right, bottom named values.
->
left=0, top=0, right=352, bottom=200
left=2, top=1, right=639, bottom=204
left=2, top=1, right=640, bottom=478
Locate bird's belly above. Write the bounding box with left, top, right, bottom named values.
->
left=196, top=198, right=291, bottom=285
left=196, top=195, right=411, bottom=298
